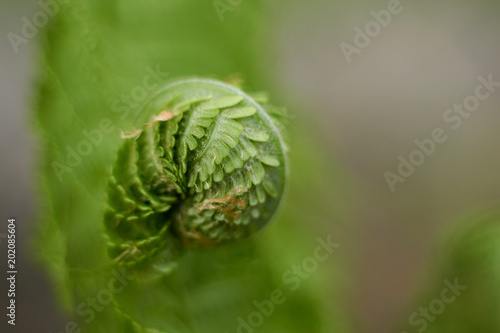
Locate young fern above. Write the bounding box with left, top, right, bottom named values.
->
left=36, top=1, right=345, bottom=332
left=105, top=78, right=288, bottom=278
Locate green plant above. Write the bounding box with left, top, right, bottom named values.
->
left=106, top=78, right=288, bottom=277
left=35, top=1, right=347, bottom=332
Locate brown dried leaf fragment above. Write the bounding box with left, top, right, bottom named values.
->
left=121, top=110, right=179, bottom=139
left=196, top=185, right=248, bottom=217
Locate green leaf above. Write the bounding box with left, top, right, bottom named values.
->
left=199, top=95, right=243, bottom=110
left=188, top=113, right=244, bottom=187
left=258, top=154, right=280, bottom=167
left=244, top=127, right=270, bottom=142
left=222, top=106, right=256, bottom=119
left=177, top=106, right=219, bottom=174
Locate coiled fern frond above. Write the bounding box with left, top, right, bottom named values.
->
left=105, top=78, right=288, bottom=277
left=35, top=1, right=347, bottom=332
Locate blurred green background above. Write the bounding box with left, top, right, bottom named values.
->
left=1, top=0, right=500, bottom=332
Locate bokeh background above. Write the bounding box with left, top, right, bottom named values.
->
left=1, top=0, right=500, bottom=332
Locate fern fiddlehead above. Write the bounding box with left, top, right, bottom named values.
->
left=36, top=2, right=344, bottom=332
left=105, top=78, right=288, bottom=277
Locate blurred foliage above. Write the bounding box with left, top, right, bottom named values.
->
left=398, top=210, right=500, bottom=333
